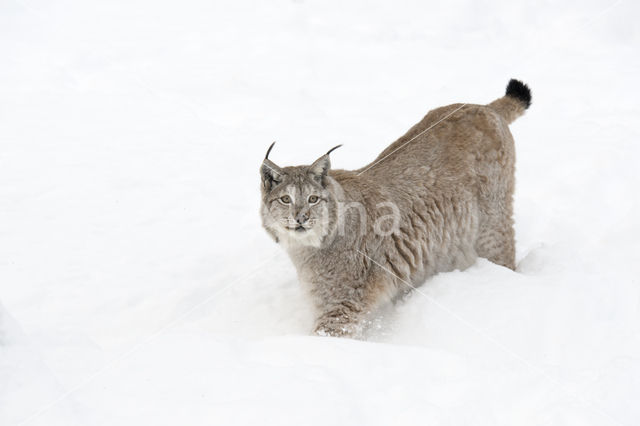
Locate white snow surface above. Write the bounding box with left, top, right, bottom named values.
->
left=2, top=0, right=640, bottom=425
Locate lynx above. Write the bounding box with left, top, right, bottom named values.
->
left=260, top=79, right=531, bottom=338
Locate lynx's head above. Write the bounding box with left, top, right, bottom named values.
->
left=259, top=143, right=341, bottom=248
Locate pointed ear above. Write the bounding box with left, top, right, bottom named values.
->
left=261, top=159, right=283, bottom=191
left=308, top=154, right=330, bottom=185
left=308, top=144, right=341, bottom=186
left=260, top=142, right=283, bottom=191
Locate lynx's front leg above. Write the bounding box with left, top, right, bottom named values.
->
left=313, top=300, right=366, bottom=337
left=312, top=273, right=394, bottom=338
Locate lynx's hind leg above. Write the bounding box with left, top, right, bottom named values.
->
left=475, top=208, right=516, bottom=270
left=474, top=121, right=516, bottom=270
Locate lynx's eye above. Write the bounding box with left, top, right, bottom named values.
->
left=279, top=195, right=291, bottom=204
left=308, top=195, right=319, bottom=204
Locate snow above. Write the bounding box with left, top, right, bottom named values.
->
left=1, top=0, right=640, bottom=425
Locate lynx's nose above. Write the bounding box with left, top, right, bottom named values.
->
left=295, top=212, right=309, bottom=225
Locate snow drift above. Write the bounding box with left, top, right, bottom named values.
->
left=1, top=0, right=640, bottom=425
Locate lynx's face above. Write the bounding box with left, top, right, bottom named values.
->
left=259, top=145, right=340, bottom=248
left=260, top=167, right=336, bottom=247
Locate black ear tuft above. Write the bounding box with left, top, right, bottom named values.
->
left=326, top=144, right=342, bottom=155
left=265, top=141, right=276, bottom=159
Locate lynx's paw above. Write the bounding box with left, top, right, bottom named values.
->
left=313, top=306, right=363, bottom=338
left=314, top=323, right=352, bottom=338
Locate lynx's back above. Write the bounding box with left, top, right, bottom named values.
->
left=351, top=79, right=532, bottom=272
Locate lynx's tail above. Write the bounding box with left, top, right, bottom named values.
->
left=488, top=79, right=532, bottom=125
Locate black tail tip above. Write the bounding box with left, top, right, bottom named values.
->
left=505, top=79, right=531, bottom=109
